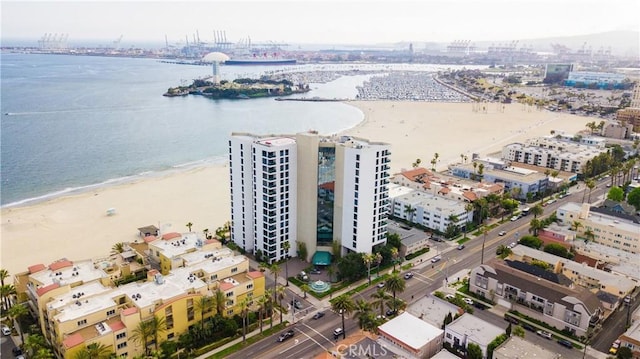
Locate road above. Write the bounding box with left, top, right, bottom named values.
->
left=231, top=181, right=615, bottom=359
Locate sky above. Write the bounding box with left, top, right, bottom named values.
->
left=2, top=0, right=639, bottom=46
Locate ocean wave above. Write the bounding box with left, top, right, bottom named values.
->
left=1, top=156, right=229, bottom=209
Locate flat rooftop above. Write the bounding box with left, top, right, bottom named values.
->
left=446, top=313, right=504, bottom=346
left=378, top=312, right=443, bottom=350
left=406, top=295, right=462, bottom=328
left=30, top=259, right=107, bottom=288
left=493, top=336, right=560, bottom=359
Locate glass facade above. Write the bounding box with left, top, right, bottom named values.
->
left=317, top=147, right=335, bottom=246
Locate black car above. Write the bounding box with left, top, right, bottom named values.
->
left=522, top=323, right=535, bottom=332
left=312, top=311, right=325, bottom=320
left=12, top=347, right=23, bottom=356
left=290, top=300, right=303, bottom=310
left=557, top=339, right=573, bottom=349
left=277, top=329, right=295, bottom=342
left=504, top=315, right=519, bottom=324
left=386, top=309, right=398, bottom=316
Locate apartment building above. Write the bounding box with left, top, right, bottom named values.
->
left=509, top=245, right=635, bottom=303
left=469, top=260, right=601, bottom=336
left=556, top=202, right=639, bottom=255
left=377, top=312, right=444, bottom=358
left=572, top=241, right=640, bottom=283
left=147, top=231, right=224, bottom=274
left=390, top=190, right=471, bottom=233
left=229, top=131, right=391, bottom=262
left=449, top=162, right=548, bottom=200
left=15, top=250, right=264, bottom=359
left=501, top=137, right=607, bottom=174
left=443, top=313, right=504, bottom=359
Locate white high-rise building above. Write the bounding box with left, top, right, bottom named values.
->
left=229, top=131, right=391, bottom=264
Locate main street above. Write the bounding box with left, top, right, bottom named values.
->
left=230, top=180, right=614, bottom=359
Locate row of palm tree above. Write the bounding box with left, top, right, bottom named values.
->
left=330, top=273, right=406, bottom=339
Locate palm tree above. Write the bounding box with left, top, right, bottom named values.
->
left=384, top=274, right=406, bottom=314
left=363, top=253, right=374, bottom=285
left=75, top=343, right=112, bottom=359
left=276, top=285, right=286, bottom=324
left=370, top=289, right=389, bottom=318
left=186, top=222, right=193, bottom=232
left=571, top=221, right=583, bottom=232
left=529, top=218, right=543, bottom=237
left=257, top=295, right=268, bottom=334
left=481, top=227, right=488, bottom=264
left=214, top=289, right=226, bottom=316
left=0, top=268, right=10, bottom=311
left=265, top=288, right=274, bottom=329
left=583, top=229, right=595, bottom=243
left=300, top=284, right=310, bottom=299
left=269, top=264, right=281, bottom=307
left=585, top=179, right=596, bottom=203
left=327, top=265, right=335, bottom=283
left=195, top=295, right=214, bottom=330
left=131, top=319, right=154, bottom=356
left=0, top=284, right=16, bottom=312
left=282, top=241, right=291, bottom=286
left=354, top=299, right=374, bottom=331
left=32, top=348, right=55, bottom=359
left=7, top=303, right=28, bottom=344
left=375, top=252, right=383, bottom=277
left=23, top=334, right=49, bottom=358
left=331, top=294, right=355, bottom=339
left=530, top=204, right=544, bottom=219
left=148, top=315, right=166, bottom=352
left=477, top=163, right=485, bottom=181
left=464, top=203, right=474, bottom=238
left=403, top=204, right=416, bottom=223
left=390, top=248, right=399, bottom=272
left=203, top=228, right=210, bottom=239
left=111, top=242, right=126, bottom=255
left=239, top=298, right=250, bottom=343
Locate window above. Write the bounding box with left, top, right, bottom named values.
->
left=117, top=342, right=127, bottom=350
left=106, top=309, right=116, bottom=316
left=77, top=319, right=87, bottom=326
left=116, top=332, right=126, bottom=340
left=231, top=267, right=238, bottom=273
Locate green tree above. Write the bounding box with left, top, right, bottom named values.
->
left=363, top=253, right=375, bottom=285
left=74, top=343, right=113, bottom=359
left=131, top=319, right=154, bottom=356
left=186, top=222, right=193, bottom=232
left=443, top=312, right=454, bottom=329
left=0, top=268, right=11, bottom=311
left=518, top=235, right=543, bottom=249
left=628, top=187, right=640, bottom=210
left=195, top=295, right=214, bottom=330
left=384, top=274, right=406, bottom=313
left=404, top=204, right=416, bottom=222
left=530, top=204, right=543, bottom=218
left=607, top=186, right=624, bottom=202
left=300, top=284, right=310, bottom=299
left=239, top=298, right=249, bottom=343
left=390, top=247, right=399, bottom=272
left=23, top=333, right=49, bottom=358
left=337, top=252, right=366, bottom=282
left=617, top=346, right=633, bottom=359
left=544, top=243, right=573, bottom=259
left=331, top=294, right=355, bottom=339
left=513, top=325, right=525, bottom=338
left=283, top=241, right=291, bottom=286
left=214, top=289, right=226, bottom=316
left=148, top=315, right=167, bottom=352
left=296, top=240, right=308, bottom=261
left=370, top=288, right=390, bottom=318
left=354, top=299, right=374, bottom=332
left=269, top=263, right=281, bottom=305
left=7, top=303, right=28, bottom=344
left=467, top=342, right=483, bottom=359
left=331, top=240, right=342, bottom=261
left=111, top=242, right=126, bottom=255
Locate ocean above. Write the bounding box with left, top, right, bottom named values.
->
left=0, top=54, right=466, bottom=207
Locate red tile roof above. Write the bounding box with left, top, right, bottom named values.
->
left=62, top=333, right=84, bottom=349
left=162, top=232, right=181, bottom=240
left=36, top=283, right=60, bottom=296
left=110, top=320, right=126, bottom=332
left=439, top=187, right=451, bottom=194
left=247, top=271, right=264, bottom=279
left=463, top=191, right=478, bottom=201
left=28, top=264, right=46, bottom=274
left=49, top=259, right=73, bottom=271
left=205, top=239, right=220, bottom=245
left=144, top=235, right=158, bottom=243
left=219, top=282, right=235, bottom=291
left=400, top=167, right=431, bottom=182
left=122, top=307, right=138, bottom=316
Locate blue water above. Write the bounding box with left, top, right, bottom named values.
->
left=1, top=54, right=474, bottom=207
left=0, top=54, right=368, bottom=206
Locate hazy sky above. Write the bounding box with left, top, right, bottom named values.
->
left=2, top=0, right=639, bottom=46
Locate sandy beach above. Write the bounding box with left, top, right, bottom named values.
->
left=0, top=101, right=592, bottom=275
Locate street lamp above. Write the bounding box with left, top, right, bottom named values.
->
left=481, top=227, right=488, bottom=264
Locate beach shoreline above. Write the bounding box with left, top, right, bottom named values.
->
left=0, top=101, right=593, bottom=275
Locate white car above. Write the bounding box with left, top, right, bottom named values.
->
left=508, top=242, right=517, bottom=249
left=1, top=326, right=11, bottom=336
left=463, top=298, right=474, bottom=305
left=510, top=216, right=519, bottom=221
left=445, top=294, right=455, bottom=300
left=498, top=231, right=507, bottom=236
left=431, top=255, right=442, bottom=263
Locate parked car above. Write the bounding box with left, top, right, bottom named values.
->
left=508, top=242, right=517, bottom=249
left=474, top=302, right=487, bottom=310
left=386, top=309, right=398, bottom=316
left=510, top=215, right=519, bottom=221
left=504, top=315, right=519, bottom=324
left=457, top=244, right=465, bottom=250
left=498, top=231, right=507, bottom=236
left=312, top=311, right=325, bottom=320
left=463, top=298, right=474, bottom=305
left=1, top=326, right=11, bottom=336
left=537, top=330, right=552, bottom=339
left=310, top=268, right=321, bottom=275
left=624, top=295, right=631, bottom=304
left=522, top=323, right=535, bottom=332
left=403, top=272, right=414, bottom=279
left=445, top=294, right=455, bottom=301
left=278, top=329, right=295, bottom=342
left=431, top=255, right=442, bottom=263
left=333, top=327, right=344, bottom=339
left=12, top=347, right=23, bottom=356
left=609, top=340, right=621, bottom=354
left=557, top=339, right=573, bottom=349
left=377, top=282, right=385, bottom=288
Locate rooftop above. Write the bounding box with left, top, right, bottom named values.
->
left=149, top=232, right=208, bottom=259
left=377, top=312, right=443, bottom=350
left=406, top=295, right=463, bottom=327
left=30, top=259, right=107, bottom=289
left=446, top=313, right=504, bottom=346
left=493, top=335, right=560, bottom=359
